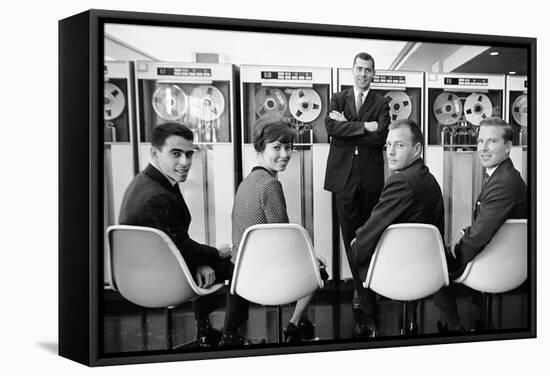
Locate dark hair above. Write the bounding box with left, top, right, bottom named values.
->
left=479, top=116, right=514, bottom=143
left=389, top=119, right=425, bottom=147
left=353, top=52, right=375, bottom=71
left=252, top=117, right=296, bottom=152
left=151, top=122, right=194, bottom=148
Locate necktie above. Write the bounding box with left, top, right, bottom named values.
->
left=356, top=92, right=363, bottom=114
left=482, top=173, right=490, bottom=189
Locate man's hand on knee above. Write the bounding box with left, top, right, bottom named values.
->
left=195, top=265, right=216, bottom=288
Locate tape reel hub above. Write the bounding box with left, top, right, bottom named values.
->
left=385, top=91, right=412, bottom=121
left=464, top=93, right=493, bottom=125
left=255, top=88, right=288, bottom=120
left=104, top=82, right=126, bottom=120
left=190, top=85, right=225, bottom=122
left=512, top=94, right=528, bottom=127
left=433, top=92, right=463, bottom=125
left=152, top=84, right=188, bottom=121
left=289, top=88, right=322, bottom=123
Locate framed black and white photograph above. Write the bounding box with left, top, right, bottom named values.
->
left=57, top=4, right=538, bottom=370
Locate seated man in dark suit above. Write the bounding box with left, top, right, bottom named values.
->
left=434, top=116, right=527, bottom=332
left=351, top=119, right=445, bottom=336
left=119, top=122, right=244, bottom=347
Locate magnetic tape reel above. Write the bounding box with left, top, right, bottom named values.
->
left=464, top=93, right=493, bottom=125
left=433, top=93, right=463, bottom=125
left=512, top=94, right=528, bottom=127
left=104, top=82, right=126, bottom=120
left=289, top=88, right=322, bottom=123
left=255, top=87, right=288, bottom=120
left=384, top=91, right=412, bottom=121
left=189, top=85, right=225, bottom=122
left=152, top=84, right=188, bottom=121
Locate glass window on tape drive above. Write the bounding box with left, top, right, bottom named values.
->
left=104, top=78, right=131, bottom=143
left=138, top=67, right=231, bottom=143
left=428, top=77, right=503, bottom=147
left=243, top=71, right=330, bottom=144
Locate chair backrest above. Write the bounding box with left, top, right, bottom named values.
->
left=454, top=219, right=527, bottom=293
left=107, top=225, right=220, bottom=308
left=230, top=223, right=324, bottom=306
left=364, top=223, right=449, bottom=301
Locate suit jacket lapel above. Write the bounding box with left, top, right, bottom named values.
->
left=144, top=163, right=173, bottom=192
left=146, top=163, right=193, bottom=220
left=359, top=90, right=375, bottom=119
left=346, top=88, right=358, bottom=118
left=474, top=158, right=512, bottom=217
left=344, top=88, right=357, bottom=120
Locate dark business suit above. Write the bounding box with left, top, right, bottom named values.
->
left=449, top=157, right=527, bottom=278
left=119, top=163, right=238, bottom=321
left=351, top=158, right=445, bottom=282
left=435, top=157, right=527, bottom=327
left=324, top=88, right=390, bottom=194
left=119, top=163, right=220, bottom=271
left=324, top=88, right=390, bottom=320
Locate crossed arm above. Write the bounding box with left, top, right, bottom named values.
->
left=325, top=94, right=390, bottom=147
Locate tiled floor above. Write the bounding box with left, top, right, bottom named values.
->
left=102, top=280, right=529, bottom=354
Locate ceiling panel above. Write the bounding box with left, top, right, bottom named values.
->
left=105, top=24, right=528, bottom=76
left=105, top=24, right=406, bottom=69
left=452, top=46, right=528, bottom=75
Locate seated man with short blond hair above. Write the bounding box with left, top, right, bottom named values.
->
left=434, top=116, right=527, bottom=332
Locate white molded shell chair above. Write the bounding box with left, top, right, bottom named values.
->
left=230, top=223, right=324, bottom=341
left=454, top=219, right=527, bottom=293
left=364, top=223, right=449, bottom=299
left=363, top=223, right=449, bottom=334
left=453, top=219, right=527, bottom=329
left=107, top=225, right=224, bottom=349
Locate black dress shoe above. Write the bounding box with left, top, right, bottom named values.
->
left=196, top=319, right=222, bottom=348
left=298, top=317, right=315, bottom=341
left=399, top=321, right=419, bottom=336
left=353, top=321, right=377, bottom=339
left=408, top=321, right=419, bottom=336
left=369, top=328, right=378, bottom=338
left=436, top=321, right=449, bottom=333
left=353, top=321, right=370, bottom=339
left=283, top=322, right=301, bottom=344
left=218, top=332, right=248, bottom=347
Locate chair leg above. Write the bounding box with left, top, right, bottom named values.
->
left=485, top=294, right=494, bottom=330
left=277, top=305, right=283, bottom=343
left=172, top=301, right=199, bottom=350
left=140, top=311, right=148, bottom=350
left=482, top=293, right=494, bottom=331
left=166, top=307, right=173, bottom=350
left=401, top=301, right=407, bottom=336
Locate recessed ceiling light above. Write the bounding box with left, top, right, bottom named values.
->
left=509, top=71, right=517, bottom=75
left=489, top=51, right=500, bottom=56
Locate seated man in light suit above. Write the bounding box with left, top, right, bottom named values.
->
left=434, top=116, right=527, bottom=332
left=351, top=119, right=445, bottom=336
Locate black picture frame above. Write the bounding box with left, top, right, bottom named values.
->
left=59, top=8, right=537, bottom=367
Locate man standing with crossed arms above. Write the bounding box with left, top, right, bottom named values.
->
left=324, top=52, right=390, bottom=338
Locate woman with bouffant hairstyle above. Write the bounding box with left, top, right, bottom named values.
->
left=220, top=117, right=325, bottom=346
